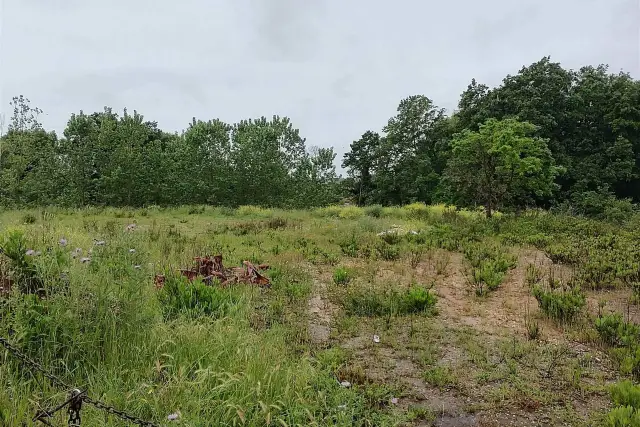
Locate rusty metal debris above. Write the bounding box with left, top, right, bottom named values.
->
left=154, top=274, right=166, bottom=290
left=176, top=254, right=271, bottom=288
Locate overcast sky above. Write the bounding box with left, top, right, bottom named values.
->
left=1, top=0, right=638, bottom=171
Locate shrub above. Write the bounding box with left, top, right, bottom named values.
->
left=338, top=233, right=360, bottom=258
left=365, top=205, right=383, bottom=218
left=525, top=316, right=541, bottom=340
left=21, top=213, right=37, bottom=224
left=404, top=203, right=430, bottom=220
left=402, top=285, right=438, bottom=314
left=532, top=284, right=585, bottom=323
left=570, top=189, right=636, bottom=224
left=606, top=381, right=640, bottom=426
left=595, top=314, right=640, bottom=347
left=315, top=205, right=342, bottom=218
left=333, top=267, right=351, bottom=285
left=236, top=205, right=273, bottom=217
left=543, top=242, right=582, bottom=264
left=605, top=405, right=640, bottom=426
left=0, top=230, right=42, bottom=294
left=378, top=230, right=402, bottom=245
left=375, top=241, right=400, bottom=261
left=611, top=381, right=640, bottom=409
left=188, top=205, right=206, bottom=215
left=463, top=242, right=516, bottom=294
left=338, top=206, right=364, bottom=220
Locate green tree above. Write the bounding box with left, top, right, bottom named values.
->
left=445, top=118, right=562, bottom=217
left=374, top=95, right=447, bottom=205
left=342, top=131, right=381, bottom=205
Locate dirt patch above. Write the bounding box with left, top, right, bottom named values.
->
left=586, top=288, right=640, bottom=323
left=426, top=249, right=574, bottom=341
left=307, top=274, right=338, bottom=345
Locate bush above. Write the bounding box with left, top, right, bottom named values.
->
left=375, top=241, right=400, bottom=261
left=404, top=203, right=430, bottom=220
left=365, top=205, right=383, bottom=218
left=188, top=205, right=206, bottom=215
left=463, top=242, right=516, bottom=294
left=532, top=284, right=585, bottom=323
left=0, top=230, right=42, bottom=294
left=338, top=233, right=360, bottom=258
left=569, top=189, right=636, bottom=224
left=21, top=213, right=37, bottom=224
left=595, top=314, right=640, bottom=347
left=338, top=206, right=364, bottom=220
left=378, top=230, right=403, bottom=245
left=606, top=381, right=640, bottom=426
left=402, top=286, right=438, bottom=314
left=333, top=267, right=351, bottom=285
left=236, top=205, right=273, bottom=217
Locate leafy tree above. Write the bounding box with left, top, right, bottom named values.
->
left=445, top=118, right=562, bottom=217
left=8, top=95, right=43, bottom=132
left=342, top=131, right=381, bottom=205
left=374, top=95, right=447, bottom=205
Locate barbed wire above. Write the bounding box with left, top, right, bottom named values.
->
left=0, top=336, right=160, bottom=426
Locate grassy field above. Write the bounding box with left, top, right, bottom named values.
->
left=1, top=204, right=640, bottom=426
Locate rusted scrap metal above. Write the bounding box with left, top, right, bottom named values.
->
left=177, top=254, right=270, bottom=288
left=154, top=274, right=166, bottom=290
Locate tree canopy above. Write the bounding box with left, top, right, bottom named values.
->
left=1, top=56, right=639, bottom=216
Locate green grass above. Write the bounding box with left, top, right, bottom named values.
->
left=0, top=205, right=638, bottom=425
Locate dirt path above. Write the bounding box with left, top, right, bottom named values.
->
left=307, top=272, right=337, bottom=345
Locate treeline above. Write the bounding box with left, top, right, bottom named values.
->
left=343, top=57, right=640, bottom=218
left=1, top=56, right=639, bottom=215
left=0, top=100, right=340, bottom=208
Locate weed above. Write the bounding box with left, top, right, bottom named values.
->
left=339, top=233, right=360, bottom=258
left=341, top=285, right=437, bottom=317
left=333, top=267, right=351, bottom=285
left=532, top=284, right=585, bottom=323
left=379, top=230, right=402, bottom=245
left=434, top=251, right=450, bottom=275
left=21, top=213, right=37, bottom=224
left=157, top=275, right=244, bottom=319
left=376, top=241, right=400, bottom=261
left=525, top=263, right=543, bottom=287
left=404, top=202, right=430, bottom=220
left=525, top=315, right=541, bottom=340
left=423, top=365, right=457, bottom=389
left=408, top=245, right=424, bottom=268
left=365, top=205, right=383, bottom=218
left=595, top=314, right=640, bottom=347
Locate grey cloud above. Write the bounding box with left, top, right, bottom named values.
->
left=1, top=0, right=638, bottom=172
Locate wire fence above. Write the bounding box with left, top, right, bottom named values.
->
left=0, top=336, right=159, bottom=426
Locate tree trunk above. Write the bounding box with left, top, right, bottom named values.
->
left=484, top=202, right=493, bottom=218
